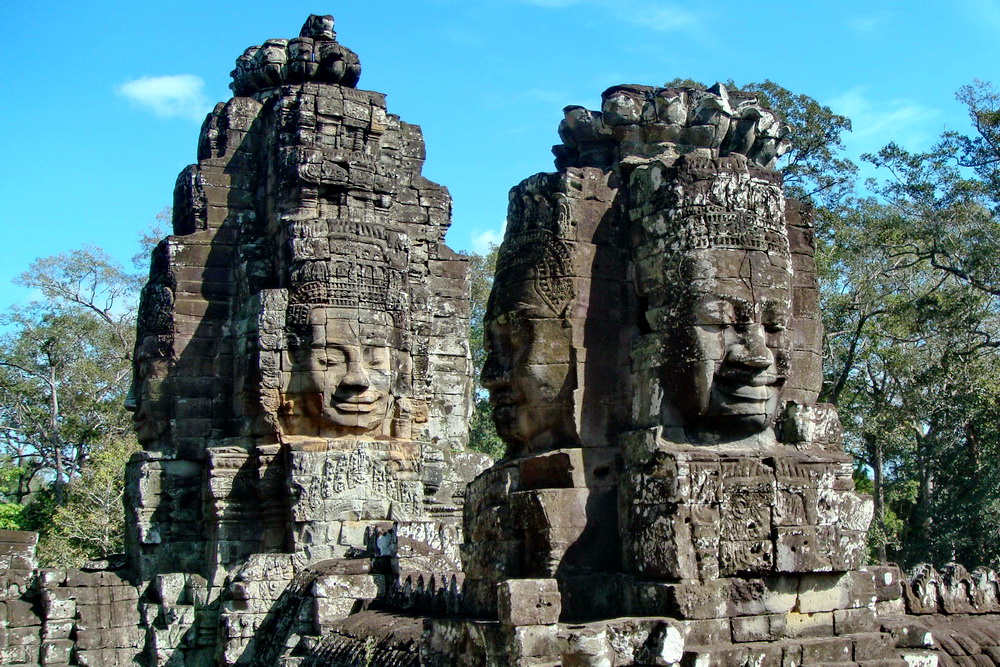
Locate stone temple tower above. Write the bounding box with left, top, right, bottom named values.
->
left=2, top=15, right=1000, bottom=667
left=125, top=14, right=486, bottom=587
left=426, top=83, right=877, bottom=663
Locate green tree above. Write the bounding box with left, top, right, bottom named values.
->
left=865, top=83, right=1000, bottom=300
left=464, top=245, right=504, bottom=459
left=0, top=244, right=141, bottom=564
left=37, top=434, right=139, bottom=567
left=818, top=192, right=1000, bottom=567
left=0, top=307, right=131, bottom=500
left=821, top=80, right=1000, bottom=567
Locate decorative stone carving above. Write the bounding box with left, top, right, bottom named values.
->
left=443, top=82, right=877, bottom=661
left=230, top=14, right=360, bottom=95
left=118, top=16, right=487, bottom=662
left=8, top=17, right=1000, bottom=667
left=629, top=155, right=791, bottom=445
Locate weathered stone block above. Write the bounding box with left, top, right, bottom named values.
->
left=720, top=539, right=773, bottom=575
left=511, top=624, right=561, bottom=659
left=681, top=618, right=730, bottom=646
left=782, top=611, right=835, bottom=638
left=313, top=573, right=382, bottom=601
left=681, top=645, right=750, bottom=665
left=626, top=502, right=718, bottom=580
left=880, top=617, right=935, bottom=649
left=42, top=618, right=74, bottom=641
left=799, top=635, right=852, bottom=663
left=776, top=526, right=833, bottom=572
left=5, top=598, right=40, bottom=626
left=852, top=632, right=898, bottom=661
left=37, top=569, right=66, bottom=588
left=42, top=590, right=77, bottom=621
left=518, top=449, right=587, bottom=490
left=629, top=580, right=729, bottom=620
left=798, top=573, right=851, bottom=613
left=833, top=607, right=878, bottom=635
left=732, top=614, right=773, bottom=643
left=41, top=638, right=74, bottom=663
left=497, top=579, right=561, bottom=626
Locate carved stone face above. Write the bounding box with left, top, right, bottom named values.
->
left=259, top=40, right=288, bottom=65
left=283, top=310, right=395, bottom=437
left=481, top=289, right=576, bottom=454
left=300, top=14, right=335, bottom=41
left=126, top=336, right=172, bottom=446
left=660, top=250, right=791, bottom=440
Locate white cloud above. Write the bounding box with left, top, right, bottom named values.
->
left=520, top=0, right=703, bottom=33
left=621, top=3, right=699, bottom=32
left=521, top=0, right=585, bottom=6
left=115, top=74, right=210, bottom=122
left=471, top=225, right=505, bottom=253
left=847, top=13, right=886, bottom=35
left=826, top=88, right=940, bottom=185
left=829, top=88, right=939, bottom=153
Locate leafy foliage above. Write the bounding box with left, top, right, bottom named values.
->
left=37, top=435, right=139, bottom=567
left=820, top=80, right=1000, bottom=568
left=0, top=502, right=24, bottom=529
left=0, top=243, right=142, bottom=565
left=745, top=80, right=857, bottom=205
left=464, top=245, right=505, bottom=459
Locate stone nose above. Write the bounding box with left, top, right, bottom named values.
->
left=730, top=324, right=773, bottom=369
left=480, top=354, right=508, bottom=389
left=124, top=383, right=138, bottom=412
left=339, top=359, right=372, bottom=390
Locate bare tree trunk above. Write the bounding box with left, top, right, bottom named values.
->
left=869, top=434, right=887, bottom=563
left=966, top=421, right=983, bottom=565
left=918, top=464, right=934, bottom=554
left=48, top=364, right=63, bottom=504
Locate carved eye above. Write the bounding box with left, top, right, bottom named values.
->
left=363, top=346, right=389, bottom=368
left=507, top=319, right=532, bottom=350
left=696, top=300, right=736, bottom=327
left=319, top=349, right=348, bottom=368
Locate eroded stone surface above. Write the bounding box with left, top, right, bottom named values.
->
left=122, top=14, right=487, bottom=591
left=429, top=82, right=1000, bottom=666
left=3, top=19, right=1000, bottom=667
left=0, top=14, right=488, bottom=666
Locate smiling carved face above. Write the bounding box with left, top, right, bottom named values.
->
left=481, top=310, right=576, bottom=454
left=660, top=250, right=792, bottom=441
left=283, top=312, right=395, bottom=437
left=125, top=335, right=173, bottom=446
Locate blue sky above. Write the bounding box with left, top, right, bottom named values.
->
left=1, top=1, right=997, bottom=310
